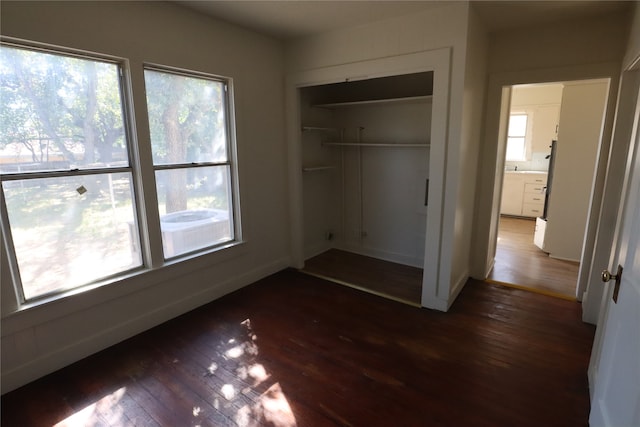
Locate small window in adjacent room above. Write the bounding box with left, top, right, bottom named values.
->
left=0, top=44, right=142, bottom=301
left=506, top=113, right=529, bottom=161
left=143, top=66, right=236, bottom=259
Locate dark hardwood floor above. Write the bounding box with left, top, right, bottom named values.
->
left=489, top=217, right=580, bottom=299
left=1, top=270, right=595, bottom=427
left=302, top=249, right=423, bottom=306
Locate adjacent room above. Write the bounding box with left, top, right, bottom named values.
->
left=1, top=1, right=639, bottom=426
left=490, top=80, right=609, bottom=300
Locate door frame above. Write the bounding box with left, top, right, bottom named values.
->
left=588, top=55, right=640, bottom=398
left=581, top=66, right=640, bottom=324
left=472, top=62, right=621, bottom=324
left=285, top=48, right=451, bottom=309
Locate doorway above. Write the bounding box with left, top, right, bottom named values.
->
left=490, top=79, right=610, bottom=300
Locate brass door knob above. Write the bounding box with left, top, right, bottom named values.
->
left=601, top=265, right=624, bottom=303
left=601, top=269, right=618, bottom=282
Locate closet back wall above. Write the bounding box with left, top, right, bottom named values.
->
left=300, top=74, right=432, bottom=268
left=338, top=101, right=430, bottom=267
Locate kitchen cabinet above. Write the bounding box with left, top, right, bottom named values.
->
left=501, top=172, right=548, bottom=218
left=500, top=174, right=525, bottom=216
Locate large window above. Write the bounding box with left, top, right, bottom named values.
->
left=0, top=43, right=239, bottom=303
left=0, top=44, right=141, bottom=301
left=144, top=67, right=235, bottom=258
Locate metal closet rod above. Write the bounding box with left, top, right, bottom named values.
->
left=322, top=142, right=430, bottom=148
left=301, top=126, right=339, bottom=131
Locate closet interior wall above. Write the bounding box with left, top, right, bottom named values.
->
left=300, top=72, right=433, bottom=268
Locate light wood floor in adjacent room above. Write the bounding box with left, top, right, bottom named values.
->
left=489, top=216, right=580, bottom=299
left=1, top=270, right=595, bottom=427
left=302, top=249, right=423, bottom=306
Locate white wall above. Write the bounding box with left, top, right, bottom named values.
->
left=511, top=84, right=562, bottom=154
left=0, top=1, right=288, bottom=392
left=488, top=13, right=628, bottom=74
left=623, top=3, right=639, bottom=71
left=299, top=93, right=342, bottom=259
left=452, top=4, right=488, bottom=298
left=544, top=81, right=609, bottom=261
left=285, top=3, right=467, bottom=73
left=511, top=85, right=563, bottom=107
left=334, top=102, right=430, bottom=267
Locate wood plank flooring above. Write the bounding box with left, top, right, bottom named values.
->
left=489, top=216, right=580, bottom=299
left=302, top=249, right=422, bottom=305
left=2, top=270, right=595, bottom=427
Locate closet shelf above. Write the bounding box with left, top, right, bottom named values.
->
left=323, top=142, right=430, bottom=148
left=313, top=95, right=432, bottom=109
left=301, top=126, right=339, bottom=132
left=302, top=165, right=335, bottom=172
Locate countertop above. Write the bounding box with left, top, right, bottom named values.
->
left=504, top=170, right=548, bottom=174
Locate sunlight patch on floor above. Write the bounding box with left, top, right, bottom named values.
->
left=236, top=382, right=297, bottom=427
left=54, top=386, right=126, bottom=427
left=208, top=318, right=298, bottom=427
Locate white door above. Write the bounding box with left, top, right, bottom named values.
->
left=589, top=68, right=640, bottom=427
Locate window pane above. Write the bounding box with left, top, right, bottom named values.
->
left=155, top=166, right=233, bottom=258
left=506, top=137, right=526, bottom=161
left=508, top=114, right=527, bottom=137
left=144, top=70, right=228, bottom=165
left=2, top=173, right=141, bottom=300
left=0, top=46, right=128, bottom=173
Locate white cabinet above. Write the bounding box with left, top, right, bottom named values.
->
left=501, top=174, right=525, bottom=216
left=522, top=181, right=546, bottom=217
left=500, top=172, right=548, bottom=218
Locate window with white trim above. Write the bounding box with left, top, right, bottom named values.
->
left=505, top=113, right=529, bottom=161
left=0, top=42, right=240, bottom=303
left=143, top=67, right=236, bottom=259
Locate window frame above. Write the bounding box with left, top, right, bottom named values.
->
left=505, top=110, right=534, bottom=162
left=0, top=41, right=144, bottom=304
left=0, top=39, right=243, bottom=309
left=142, top=64, right=241, bottom=260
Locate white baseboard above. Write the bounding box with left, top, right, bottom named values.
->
left=421, top=270, right=469, bottom=312
left=303, top=241, right=332, bottom=261
left=335, top=243, right=423, bottom=268
left=549, top=254, right=580, bottom=263
left=483, top=258, right=495, bottom=279
left=1, top=257, right=290, bottom=393
left=448, top=270, right=469, bottom=309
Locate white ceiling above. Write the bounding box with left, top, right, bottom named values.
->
left=177, top=0, right=632, bottom=40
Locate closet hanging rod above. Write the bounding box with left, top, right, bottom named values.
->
left=302, top=165, right=335, bottom=172
left=313, top=95, right=432, bottom=109
left=301, top=126, right=340, bottom=132
left=323, top=142, right=430, bottom=148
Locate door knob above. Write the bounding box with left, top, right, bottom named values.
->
left=601, top=269, right=618, bottom=282
left=601, top=265, right=623, bottom=303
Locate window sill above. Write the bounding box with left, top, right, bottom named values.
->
left=1, top=240, right=248, bottom=334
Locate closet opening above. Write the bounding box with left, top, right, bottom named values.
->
left=298, top=71, right=433, bottom=306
